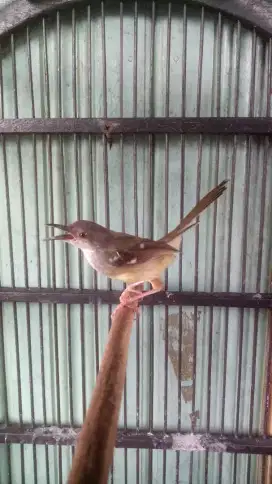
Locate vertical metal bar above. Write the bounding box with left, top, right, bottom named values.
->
left=189, top=6, right=204, bottom=483
left=119, top=4, right=128, bottom=483
left=133, top=1, right=138, bottom=124
left=71, top=9, right=86, bottom=453
left=147, top=138, right=154, bottom=482
left=120, top=1, right=124, bottom=122
left=86, top=5, right=99, bottom=377
left=0, top=46, right=12, bottom=484
left=26, top=24, right=50, bottom=484
left=101, top=3, right=114, bottom=482
left=1, top=44, right=24, bottom=484
left=148, top=2, right=156, bottom=482
left=0, top=314, right=11, bottom=481
left=246, top=136, right=267, bottom=464
left=133, top=4, right=140, bottom=482
left=218, top=19, right=241, bottom=484
left=233, top=27, right=257, bottom=484
left=56, top=8, right=74, bottom=468
left=265, top=39, right=272, bottom=118
left=72, top=7, right=86, bottom=422
left=0, top=311, right=12, bottom=483
left=43, top=16, right=62, bottom=483
left=100, top=0, right=112, bottom=340
left=101, top=0, right=110, bottom=252
left=251, top=38, right=271, bottom=484
left=205, top=12, right=222, bottom=483
left=162, top=4, right=171, bottom=483
left=11, top=31, right=35, bottom=484
left=263, top=37, right=272, bottom=484
left=69, top=7, right=79, bottom=461
left=58, top=11, right=73, bottom=432
left=176, top=5, right=187, bottom=482
left=264, top=284, right=272, bottom=482
left=56, top=12, right=73, bottom=438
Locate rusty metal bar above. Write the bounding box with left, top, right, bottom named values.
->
left=189, top=7, right=204, bottom=483
left=131, top=3, right=140, bottom=483
left=1, top=425, right=272, bottom=455
left=218, top=19, right=241, bottom=484
left=1, top=117, right=272, bottom=134
left=176, top=6, right=187, bottom=483
left=0, top=287, right=271, bottom=308
left=147, top=4, right=156, bottom=482
left=205, top=13, right=223, bottom=483
left=233, top=26, right=258, bottom=483
left=0, top=35, right=25, bottom=482
left=42, top=15, right=64, bottom=480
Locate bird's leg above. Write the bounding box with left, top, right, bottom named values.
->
left=125, top=288, right=161, bottom=304
left=119, top=281, right=145, bottom=306
left=120, top=278, right=164, bottom=305
left=111, top=282, right=144, bottom=319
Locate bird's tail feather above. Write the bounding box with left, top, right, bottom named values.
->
left=160, top=179, right=228, bottom=249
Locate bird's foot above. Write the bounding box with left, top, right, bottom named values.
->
left=114, top=282, right=145, bottom=316
left=120, top=288, right=143, bottom=306
left=124, top=288, right=161, bottom=304
left=120, top=281, right=162, bottom=306
left=117, top=281, right=162, bottom=314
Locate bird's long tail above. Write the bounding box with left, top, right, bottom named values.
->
left=160, top=179, right=228, bottom=249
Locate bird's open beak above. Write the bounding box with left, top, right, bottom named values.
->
left=45, top=223, right=74, bottom=241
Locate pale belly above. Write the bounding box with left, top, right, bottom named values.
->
left=82, top=249, right=176, bottom=284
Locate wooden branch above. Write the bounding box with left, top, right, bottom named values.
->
left=67, top=302, right=138, bottom=484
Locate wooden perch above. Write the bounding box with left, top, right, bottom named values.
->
left=68, top=301, right=138, bottom=484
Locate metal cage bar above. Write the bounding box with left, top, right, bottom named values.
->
left=1, top=117, right=272, bottom=135
left=1, top=425, right=272, bottom=456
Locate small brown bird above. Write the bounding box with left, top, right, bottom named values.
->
left=46, top=180, right=228, bottom=308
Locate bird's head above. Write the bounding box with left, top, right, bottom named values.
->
left=46, top=220, right=102, bottom=250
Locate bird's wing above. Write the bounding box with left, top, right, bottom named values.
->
left=101, top=234, right=178, bottom=267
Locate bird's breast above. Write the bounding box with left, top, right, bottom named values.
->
left=82, top=248, right=123, bottom=276
left=82, top=249, right=107, bottom=273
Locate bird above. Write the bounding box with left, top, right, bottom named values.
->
left=46, top=179, right=228, bottom=309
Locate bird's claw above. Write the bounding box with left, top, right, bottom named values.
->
left=120, top=288, right=143, bottom=305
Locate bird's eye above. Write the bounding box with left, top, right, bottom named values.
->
left=79, top=232, right=87, bottom=238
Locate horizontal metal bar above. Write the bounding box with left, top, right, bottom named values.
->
left=1, top=425, right=272, bottom=455
left=1, top=0, right=272, bottom=40
left=1, top=117, right=272, bottom=135
left=0, top=287, right=271, bottom=308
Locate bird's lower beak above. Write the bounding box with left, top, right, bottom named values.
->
left=45, top=223, right=74, bottom=241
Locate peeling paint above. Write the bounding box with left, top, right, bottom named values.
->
left=172, top=433, right=205, bottom=451
left=28, top=426, right=80, bottom=443
left=162, top=310, right=201, bottom=402
left=171, top=432, right=227, bottom=453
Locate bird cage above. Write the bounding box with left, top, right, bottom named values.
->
left=0, top=0, right=272, bottom=482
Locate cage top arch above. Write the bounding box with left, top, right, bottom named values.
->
left=0, top=0, right=272, bottom=39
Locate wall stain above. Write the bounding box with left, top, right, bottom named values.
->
left=161, top=310, right=201, bottom=403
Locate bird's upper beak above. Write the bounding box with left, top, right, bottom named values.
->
left=45, top=223, right=74, bottom=241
